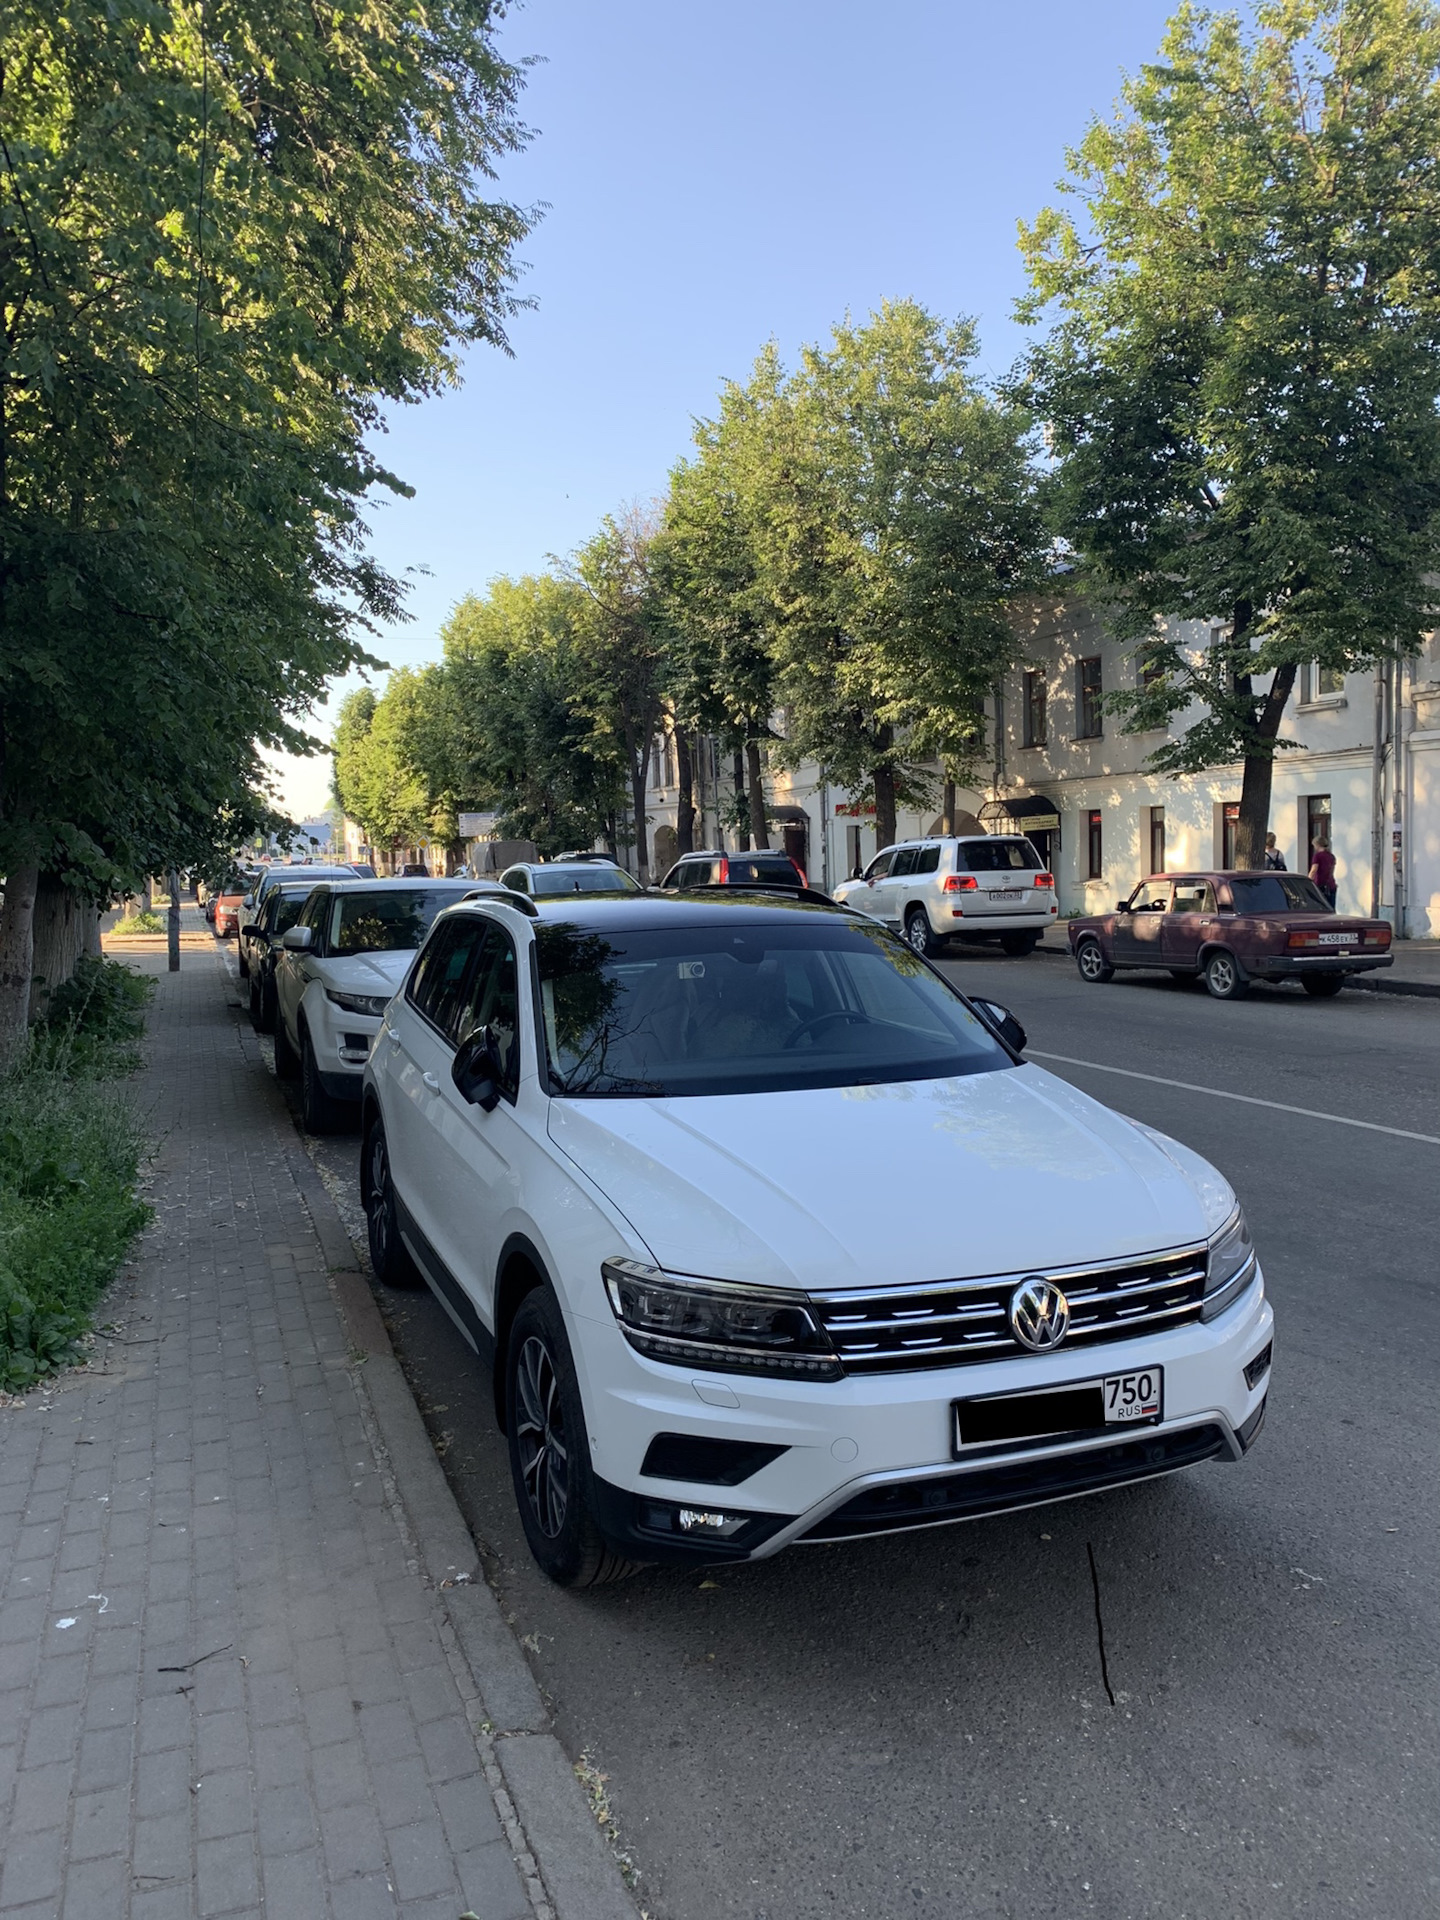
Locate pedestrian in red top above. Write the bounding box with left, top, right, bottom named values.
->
left=1309, top=835, right=1337, bottom=908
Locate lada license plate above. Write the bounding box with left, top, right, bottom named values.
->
left=952, top=1368, right=1163, bottom=1452
left=1316, top=932, right=1353, bottom=945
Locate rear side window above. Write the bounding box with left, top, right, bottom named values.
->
left=956, top=839, right=1042, bottom=873
left=915, top=846, right=941, bottom=875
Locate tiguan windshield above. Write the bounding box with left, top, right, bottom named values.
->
left=534, top=917, right=1011, bottom=1097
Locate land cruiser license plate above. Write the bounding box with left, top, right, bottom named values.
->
left=952, top=1368, right=1163, bottom=1451
left=992, top=888, right=1024, bottom=902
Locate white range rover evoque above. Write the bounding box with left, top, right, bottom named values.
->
left=360, top=891, right=1273, bottom=1586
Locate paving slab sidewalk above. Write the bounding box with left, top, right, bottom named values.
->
left=0, top=942, right=637, bottom=1920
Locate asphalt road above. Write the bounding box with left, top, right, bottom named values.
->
left=282, top=950, right=1439, bottom=1920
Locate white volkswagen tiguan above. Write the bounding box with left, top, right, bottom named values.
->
left=361, top=892, right=1273, bottom=1586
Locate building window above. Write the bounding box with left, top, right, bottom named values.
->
left=1076, top=657, right=1103, bottom=739
left=1086, top=810, right=1103, bottom=879
left=1301, top=663, right=1346, bottom=703
left=1148, top=805, right=1166, bottom=876
left=1222, top=802, right=1239, bottom=869
left=1023, top=671, right=1048, bottom=748
left=1140, top=648, right=1167, bottom=689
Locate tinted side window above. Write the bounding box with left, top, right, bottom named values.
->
left=890, top=848, right=918, bottom=877
left=457, top=925, right=521, bottom=1098
left=408, top=919, right=486, bottom=1043
left=915, top=846, right=940, bottom=875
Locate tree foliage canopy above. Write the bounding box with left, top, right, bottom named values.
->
left=1018, top=0, right=1440, bottom=858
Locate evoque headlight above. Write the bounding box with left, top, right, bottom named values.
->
left=325, top=989, right=392, bottom=1018
left=1202, top=1208, right=1258, bottom=1321
left=601, top=1258, right=843, bottom=1381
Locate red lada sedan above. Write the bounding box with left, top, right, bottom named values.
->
left=1069, top=871, right=1393, bottom=1001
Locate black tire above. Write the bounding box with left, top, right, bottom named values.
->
left=256, top=974, right=277, bottom=1036
left=506, top=1289, right=641, bottom=1589
left=237, top=944, right=249, bottom=980
left=248, top=972, right=263, bottom=1030
left=1301, top=972, right=1345, bottom=998
left=300, top=1031, right=345, bottom=1134
left=904, top=908, right=938, bottom=959
left=1000, top=932, right=1038, bottom=957
left=1203, top=949, right=1250, bottom=1000
left=1075, top=938, right=1114, bottom=984
left=273, top=1014, right=301, bottom=1079
left=361, top=1118, right=422, bottom=1288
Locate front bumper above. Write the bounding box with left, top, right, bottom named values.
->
left=567, top=1273, right=1274, bottom=1564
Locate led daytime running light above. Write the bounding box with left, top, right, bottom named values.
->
left=602, top=1258, right=843, bottom=1382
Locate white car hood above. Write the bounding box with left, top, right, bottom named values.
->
left=317, top=950, right=414, bottom=994
left=547, top=1065, right=1231, bottom=1291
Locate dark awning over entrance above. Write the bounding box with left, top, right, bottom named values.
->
left=980, top=795, right=1061, bottom=832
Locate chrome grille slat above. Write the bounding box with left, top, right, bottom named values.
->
left=813, top=1246, right=1207, bottom=1374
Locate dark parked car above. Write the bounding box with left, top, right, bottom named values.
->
left=1068, top=871, right=1394, bottom=1000
left=243, top=883, right=319, bottom=1032
left=659, top=849, right=806, bottom=890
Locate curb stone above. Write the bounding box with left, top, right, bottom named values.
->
left=227, top=979, right=642, bottom=1920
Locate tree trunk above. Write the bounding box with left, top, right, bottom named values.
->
left=745, top=738, right=770, bottom=849
left=83, top=910, right=102, bottom=958
left=675, top=732, right=696, bottom=856
left=1234, top=662, right=1299, bottom=868
left=0, top=862, right=39, bottom=1072
left=167, top=867, right=181, bottom=973
left=628, top=746, right=650, bottom=885
left=941, top=777, right=957, bottom=836
left=732, top=750, right=749, bottom=850
left=873, top=727, right=897, bottom=851
left=29, top=872, right=88, bottom=1022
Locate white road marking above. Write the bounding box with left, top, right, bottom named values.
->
left=1028, top=1050, right=1440, bottom=1147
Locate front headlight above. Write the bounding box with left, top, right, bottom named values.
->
left=1201, top=1208, right=1258, bottom=1322
left=601, top=1258, right=843, bottom=1381
left=325, top=988, right=391, bottom=1018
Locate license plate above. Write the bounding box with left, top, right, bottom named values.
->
left=1316, top=932, right=1353, bottom=945
left=1102, top=1368, right=1163, bottom=1423
left=953, top=1367, right=1163, bottom=1452
left=991, top=888, right=1024, bottom=902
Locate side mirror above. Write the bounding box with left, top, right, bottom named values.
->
left=1116, top=899, right=1130, bottom=913
left=281, top=926, right=312, bottom=951
left=452, top=1026, right=501, bottom=1111
left=242, top=894, right=255, bottom=910
left=972, top=998, right=1028, bottom=1055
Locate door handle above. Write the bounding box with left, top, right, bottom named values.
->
left=422, top=1072, right=440, bottom=1091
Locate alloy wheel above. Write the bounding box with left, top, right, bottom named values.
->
left=514, top=1335, right=569, bottom=1539
left=1078, top=942, right=1105, bottom=981
left=367, top=1131, right=391, bottom=1266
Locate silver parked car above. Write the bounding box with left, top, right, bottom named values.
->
left=833, top=835, right=1058, bottom=957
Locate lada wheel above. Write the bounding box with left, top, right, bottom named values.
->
left=506, top=1289, right=639, bottom=1589
left=1301, top=973, right=1345, bottom=998
left=361, top=1120, right=420, bottom=1288
left=904, top=908, right=937, bottom=959
left=1203, top=950, right=1250, bottom=1000
left=1075, top=938, right=1113, bottom=984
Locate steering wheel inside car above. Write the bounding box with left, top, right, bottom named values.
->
left=782, top=1010, right=874, bottom=1050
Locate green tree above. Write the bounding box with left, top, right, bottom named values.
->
left=566, top=513, right=670, bottom=883
left=440, top=576, right=627, bottom=856
left=1018, top=0, right=1440, bottom=867
left=0, top=0, right=532, bottom=1062
left=751, top=303, right=1045, bottom=850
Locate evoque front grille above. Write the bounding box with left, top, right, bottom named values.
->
left=810, top=1246, right=1208, bottom=1374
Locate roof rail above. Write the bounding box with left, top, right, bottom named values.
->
left=464, top=887, right=538, bottom=918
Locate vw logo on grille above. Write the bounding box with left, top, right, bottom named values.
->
left=1008, top=1276, right=1070, bottom=1352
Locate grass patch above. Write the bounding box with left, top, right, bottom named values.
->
left=0, top=957, right=153, bottom=1391
left=110, top=909, right=164, bottom=936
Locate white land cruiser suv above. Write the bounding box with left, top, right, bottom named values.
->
left=833, top=834, right=1060, bottom=957
left=360, top=892, right=1272, bottom=1586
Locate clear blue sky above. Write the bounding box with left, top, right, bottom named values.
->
left=277, top=0, right=1182, bottom=815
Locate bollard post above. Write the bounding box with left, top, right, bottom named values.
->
left=168, top=867, right=181, bottom=972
